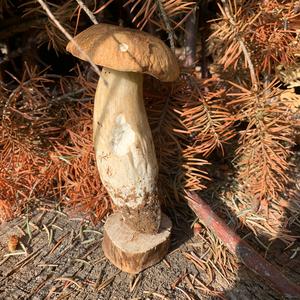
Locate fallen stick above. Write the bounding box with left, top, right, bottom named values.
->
left=186, top=191, right=300, bottom=299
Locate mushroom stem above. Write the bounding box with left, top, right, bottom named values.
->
left=93, top=67, right=161, bottom=234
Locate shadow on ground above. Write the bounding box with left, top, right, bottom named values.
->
left=200, top=146, right=300, bottom=300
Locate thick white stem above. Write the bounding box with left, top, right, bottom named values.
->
left=93, top=67, right=161, bottom=233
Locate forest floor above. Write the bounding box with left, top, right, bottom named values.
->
left=0, top=197, right=298, bottom=300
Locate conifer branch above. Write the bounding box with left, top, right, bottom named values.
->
left=36, top=0, right=101, bottom=76
left=154, top=0, right=175, bottom=51
left=220, top=0, right=258, bottom=90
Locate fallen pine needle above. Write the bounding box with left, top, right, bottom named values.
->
left=74, top=258, right=91, bottom=265
left=83, top=229, right=102, bottom=235
left=55, top=277, right=83, bottom=289
left=81, top=238, right=95, bottom=244
left=5, top=248, right=42, bottom=277
left=162, top=258, right=171, bottom=268
left=43, top=224, right=53, bottom=245
left=16, top=225, right=26, bottom=236
left=19, top=241, right=28, bottom=255
left=24, top=212, right=32, bottom=240
left=4, top=251, right=27, bottom=257
left=129, top=273, right=142, bottom=293
left=171, top=272, right=187, bottom=289
left=38, top=263, right=59, bottom=267
left=143, top=291, right=170, bottom=300
left=52, top=224, right=63, bottom=231
left=175, top=286, right=194, bottom=300
left=97, top=270, right=121, bottom=291
left=49, top=236, right=66, bottom=254
left=0, top=257, right=9, bottom=266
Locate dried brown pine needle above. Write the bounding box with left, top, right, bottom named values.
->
left=0, top=65, right=110, bottom=223
left=210, top=1, right=297, bottom=74
left=93, top=0, right=197, bottom=31
left=226, top=80, right=295, bottom=216
left=96, top=270, right=121, bottom=291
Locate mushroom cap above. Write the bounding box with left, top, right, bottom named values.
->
left=66, top=23, right=179, bottom=82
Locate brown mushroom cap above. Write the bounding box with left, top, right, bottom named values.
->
left=66, top=23, right=179, bottom=82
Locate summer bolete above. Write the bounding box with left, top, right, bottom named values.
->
left=66, top=23, right=179, bottom=273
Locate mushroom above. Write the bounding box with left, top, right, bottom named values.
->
left=66, top=23, right=179, bottom=273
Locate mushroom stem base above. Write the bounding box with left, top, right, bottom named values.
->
left=102, top=212, right=172, bottom=274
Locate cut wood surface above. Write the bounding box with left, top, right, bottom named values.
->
left=102, top=212, right=172, bottom=274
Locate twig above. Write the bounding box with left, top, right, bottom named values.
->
left=154, top=0, right=175, bottom=51
left=186, top=191, right=300, bottom=299
left=199, top=0, right=209, bottom=78
left=184, top=5, right=198, bottom=68
left=75, top=0, right=98, bottom=25
left=36, top=0, right=101, bottom=76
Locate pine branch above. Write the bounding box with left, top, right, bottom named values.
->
left=228, top=80, right=294, bottom=208
left=174, top=76, right=236, bottom=157
left=154, top=0, right=175, bottom=51
left=123, top=0, right=195, bottom=40
left=0, top=16, right=46, bottom=39
left=36, top=0, right=101, bottom=76
left=219, top=0, right=258, bottom=89
left=213, top=1, right=297, bottom=76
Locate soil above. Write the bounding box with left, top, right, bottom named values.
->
left=0, top=203, right=295, bottom=300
